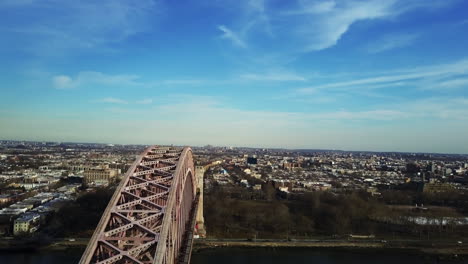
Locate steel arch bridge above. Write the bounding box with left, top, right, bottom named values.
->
left=80, top=146, right=198, bottom=264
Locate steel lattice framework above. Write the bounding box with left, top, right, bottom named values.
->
left=80, top=146, right=197, bottom=264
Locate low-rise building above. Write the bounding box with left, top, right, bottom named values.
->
left=84, top=168, right=120, bottom=185
left=0, top=194, right=12, bottom=204
left=13, top=213, right=41, bottom=235
left=423, top=182, right=455, bottom=193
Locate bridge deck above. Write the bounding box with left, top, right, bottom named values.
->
left=178, top=193, right=200, bottom=264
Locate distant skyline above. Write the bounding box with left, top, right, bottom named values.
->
left=1, top=0, right=468, bottom=154
left=2, top=139, right=468, bottom=156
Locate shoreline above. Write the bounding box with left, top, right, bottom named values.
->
left=1, top=237, right=467, bottom=257
left=193, top=239, right=468, bottom=256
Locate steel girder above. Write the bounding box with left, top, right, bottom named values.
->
left=79, top=146, right=196, bottom=264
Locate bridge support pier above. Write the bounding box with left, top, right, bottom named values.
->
left=195, top=166, right=206, bottom=237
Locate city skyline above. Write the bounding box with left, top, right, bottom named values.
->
left=1, top=0, right=468, bottom=153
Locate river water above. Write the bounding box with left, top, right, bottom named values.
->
left=0, top=247, right=465, bottom=263
left=191, top=247, right=466, bottom=264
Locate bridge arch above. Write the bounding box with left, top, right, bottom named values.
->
left=80, top=146, right=197, bottom=264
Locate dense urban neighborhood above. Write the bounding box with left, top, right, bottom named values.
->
left=1, top=140, right=468, bottom=243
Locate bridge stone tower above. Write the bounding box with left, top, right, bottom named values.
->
left=195, top=165, right=206, bottom=237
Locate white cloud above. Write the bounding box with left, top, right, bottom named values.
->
left=77, top=72, right=141, bottom=86
left=162, top=79, right=205, bottom=85
left=293, top=0, right=403, bottom=51
left=219, top=0, right=453, bottom=52
left=297, top=58, right=468, bottom=94
left=52, top=75, right=75, bottom=89
left=302, top=0, right=337, bottom=14
left=51, top=71, right=142, bottom=89
left=367, top=33, right=419, bottom=53
left=51, top=71, right=221, bottom=89
left=96, top=97, right=153, bottom=106
left=402, top=97, right=468, bottom=120
left=154, top=94, right=468, bottom=123
left=218, top=25, right=247, bottom=48
left=99, top=97, right=128, bottom=104
left=309, top=109, right=408, bottom=121
left=2, top=0, right=161, bottom=54
left=246, top=0, right=266, bottom=13
left=240, top=72, right=306, bottom=81
left=437, top=78, right=468, bottom=89
left=136, top=98, right=153, bottom=104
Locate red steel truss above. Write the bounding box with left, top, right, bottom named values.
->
left=79, top=146, right=196, bottom=264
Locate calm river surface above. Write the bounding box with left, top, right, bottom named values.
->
left=0, top=247, right=466, bottom=264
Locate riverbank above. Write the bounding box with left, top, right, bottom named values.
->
left=1, top=237, right=467, bottom=257
left=193, top=238, right=468, bottom=256
left=0, top=237, right=89, bottom=251
left=191, top=246, right=467, bottom=264
left=1, top=245, right=465, bottom=264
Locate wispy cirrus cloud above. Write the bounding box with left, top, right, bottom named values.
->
left=152, top=94, right=468, bottom=124
left=1, top=0, right=161, bottom=55
left=436, top=78, right=468, bottom=89
left=367, top=33, right=419, bottom=53
left=297, top=58, right=468, bottom=94
left=51, top=71, right=142, bottom=89
left=290, top=0, right=400, bottom=51
left=52, top=75, right=76, bottom=90
left=95, top=98, right=153, bottom=105
left=215, top=0, right=274, bottom=50
left=162, top=79, right=206, bottom=85
left=218, top=0, right=454, bottom=52
left=51, top=69, right=309, bottom=90
left=98, top=97, right=128, bottom=104
left=218, top=25, right=247, bottom=48
left=240, top=72, right=306, bottom=81
left=136, top=98, right=153, bottom=105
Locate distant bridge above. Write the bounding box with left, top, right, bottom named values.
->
left=80, top=146, right=199, bottom=264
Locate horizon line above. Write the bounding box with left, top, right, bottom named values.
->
left=1, top=138, right=467, bottom=156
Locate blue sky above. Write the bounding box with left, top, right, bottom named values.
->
left=1, top=0, right=468, bottom=153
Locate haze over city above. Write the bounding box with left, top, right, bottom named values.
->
left=1, top=0, right=468, bottom=153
